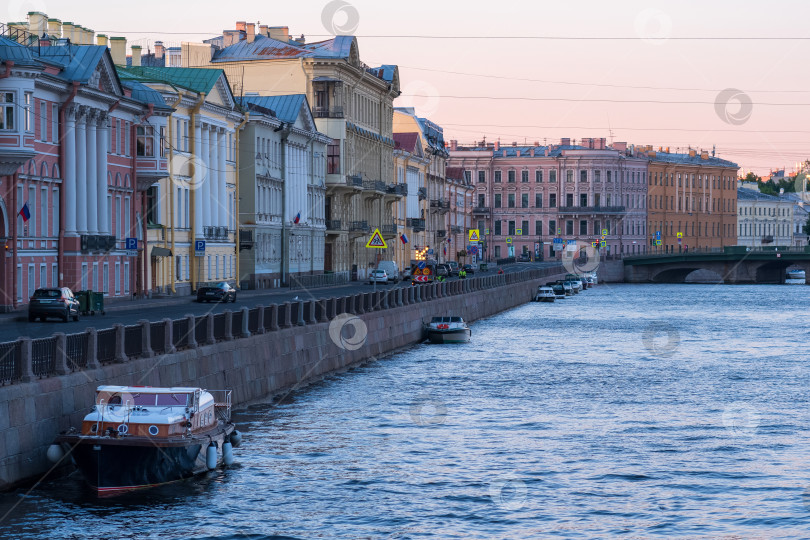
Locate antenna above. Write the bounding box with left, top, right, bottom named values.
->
left=607, top=114, right=615, bottom=145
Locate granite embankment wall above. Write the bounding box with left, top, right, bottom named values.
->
left=0, top=266, right=568, bottom=490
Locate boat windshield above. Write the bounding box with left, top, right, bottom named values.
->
left=450, top=317, right=462, bottom=323
left=105, top=393, right=190, bottom=407
left=432, top=317, right=460, bottom=323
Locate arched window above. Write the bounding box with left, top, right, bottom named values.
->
left=115, top=173, right=122, bottom=187
left=40, top=162, right=49, bottom=178
left=51, top=164, right=60, bottom=179
left=124, top=174, right=131, bottom=188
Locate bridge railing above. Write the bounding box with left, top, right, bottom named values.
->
left=624, top=245, right=810, bottom=261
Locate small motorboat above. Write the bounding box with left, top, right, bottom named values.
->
left=49, top=386, right=241, bottom=497
left=547, top=282, right=567, bottom=299
left=533, top=286, right=556, bottom=302
left=555, top=280, right=574, bottom=296
left=786, top=269, right=806, bottom=284
left=425, top=316, right=471, bottom=344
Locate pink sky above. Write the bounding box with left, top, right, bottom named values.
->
left=16, top=0, right=810, bottom=176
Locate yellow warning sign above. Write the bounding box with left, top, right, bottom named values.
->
left=468, top=229, right=480, bottom=242
left=366, top=228, right=388, bottom=249
left=676, top=232, right=683, bottom=238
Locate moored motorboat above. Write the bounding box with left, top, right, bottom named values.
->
left=786, top=269, right=806, bottom=284
left=49, top=386, right=240, bottom=497
left=547, top=282, right=567, bottom=299
left=533, top=286, right=556, bottom=302
left=425, top=316, right=471, bottom=344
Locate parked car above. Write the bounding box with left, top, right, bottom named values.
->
left=463, top=264, right=476, bottom=274
left=518, top=253, right=532, bottom=262
left=447, top=261, right=459, bottom=276
left=401, top=267, right=412, bottom=281
left=436, top=264, right=449, bottom=277
left=196, top=282, right=237, bottom=303
left=368, top=269, right=390, bottom=284
left=376, top=261, right=400, bottom=281
left=29, top=287, right=80, bottom=322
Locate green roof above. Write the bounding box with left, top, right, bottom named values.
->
left=119, top=66, right=225, bottom=95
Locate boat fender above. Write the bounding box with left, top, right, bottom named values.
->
left=223, top=441, right=235, bottom=466
left=206, top=442, right=218, bottom=470
left=46, top=444, right=64, bottom=464
left=230, top=430, right=243, bottom=448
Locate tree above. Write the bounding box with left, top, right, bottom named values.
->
left=743, top=172, right=761, bottom=183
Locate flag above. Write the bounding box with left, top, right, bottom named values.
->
left=443, top=246, right=446, bottom=256
left=293, top=212, right=301, bottom=224
left=400, top=233, right=409, bottom=244
left=18, top=202, right=30, bottom=223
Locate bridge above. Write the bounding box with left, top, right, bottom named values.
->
left=623, top=246, right=810, bottom=284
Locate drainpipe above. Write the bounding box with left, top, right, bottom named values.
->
left=57, top=81, right=80, bottom=287
left=279, top=123, right=290, bottom=286
left=234, top=111, right=249, bottom=289
left=161, top=88, right=182, bottom=294
left=11, top=172, right=18, bottom=308
left=188, top=93, right=205, bottom=292
left=131, top=104, right=154, bottom=299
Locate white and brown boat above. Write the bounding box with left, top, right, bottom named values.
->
left=49, top=385, right=240, bottom=497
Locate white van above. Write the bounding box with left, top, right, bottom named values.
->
left=376, top=261, right=400, bottom=281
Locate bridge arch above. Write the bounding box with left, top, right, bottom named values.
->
left=651, top=267, right=724, bottom=283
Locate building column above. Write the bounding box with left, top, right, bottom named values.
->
left=64, top=106, right=78, bottom=234
left=193, top=117, right=203, bottom=238
left=97, top=113, right=109, bottom=234
left=201, top=124, right=211, bottom=232
left=218, top=129, right=227, bottom=228
left=210, top=127, right=220, bottom=229
left=75, top=106, right=88, bottom=235
left=85, top=109, right=98, bottom=235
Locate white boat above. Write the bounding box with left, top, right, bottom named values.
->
left=533, top=286, right=556, bottom=302
left=786, top=269, right=806, bottom=284
left=425, top=316, right=471, bottom=344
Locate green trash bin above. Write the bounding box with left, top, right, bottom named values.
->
left=75, top=290, right=90, bottom=315
left=89, top=291, right=105, bottom=315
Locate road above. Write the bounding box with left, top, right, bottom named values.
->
left=0, top=262, right=562, bottom=342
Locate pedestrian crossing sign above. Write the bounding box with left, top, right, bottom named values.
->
left=600, top=240, right=607, bottom=248
left=592, top=241, right=599, bottom=248
left=676, top=232, right=683, bottom=238
left=655, top=240, right=662, bottom=246
left=468, top=229, right=480, bottom=241
left=366, top=229, right=388, bottom=249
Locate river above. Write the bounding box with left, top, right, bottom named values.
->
left=0, top=283, right=809, bottom=538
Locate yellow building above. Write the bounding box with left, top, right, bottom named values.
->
left=393, top=133, right=429, bottom=270
left=183, top=23, right=402, bottom=278
left=118, top=65, right=244, bottom=295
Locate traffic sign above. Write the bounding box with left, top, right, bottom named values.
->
left=366, top=229, right=388, bottom=249
left=195, top=240, right=206, bottom=257
left=427, top=248, right=434, bottom=255
left=506, top=237, right=513, bottom=244
left=125, top=237, right=138, bottom=256
left=469, top=246, right=479, bottom=255
left=600, top=240, right=607, bottom=248
left=655, top=239, right=662, bottom=246
left=592, top=241, right=599, bottom=248
left=655, top=231, right=661, bottom=240
left=601, top=229, right=608, bottom=236
left=485, top=228, right=490, bottom=235
left=418, top=261, right=426, bottom=270
left=468, top=229, right=480, bottom=241
left=516, top=229, right=522, bottom=236
left=676, top=232, right=683, bottom=238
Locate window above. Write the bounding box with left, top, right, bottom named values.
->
left=508, top=170, right=515, bottom=183
left=327, top=142, right=340, bottom=174
left=93, top=263, right=99, bottom=292
left=494, top=171, right=502, bottom=183
left=136, top=126, right=154, bottom=157
left=566, top=194, right=574, bottom=207
left=549, top=170, right=557, bottom=183
left=521, top=170, right=529, bottom=183
left=536, top=170, right=543, bottom=183
left=124, top=262, right=130, bottom=295
left=566, top=220, right=574, bottom=235
left=159, top=126, right=166, bottom=157
left=146, top=185, right=160, bottom=225
left=508, top=194, right=515, bottom=208
left=580, top=170, right=587, bottom=183
left=52, top=188, right=59, bottom=236
left=40, top=188, right=47, bottom=238
left=521, top=220, right=528, bottom=234
left=28, top=185, right=36, bottom=236
left=549, top=220, right=557, bottom=235
left=116, top=196, right=122, bottom=238
left=39, top=264, right=46, bottom=289
left=27, top=265, right=35, bottom=299
left=580, top=194, right=588, bottom=207
left=39, top=101, right=47, bottom=140
left=535, top=220, right=543, bottom=236
left=495, top=245, right=501, bottom=258
left=535, top=193, right=542, bottom=208
left=464, top=170, right=472, bottom=183
left=124, top=197, right=131, bottom=238
left=494, top=194, right=502, bottom=208
left=478, top=171, right=485, bottom=183
left=580, top=220, right=588, bottom=235
left=549, top=194, right=557, bottom=208
left=24, top=93, right=32, bottom=132
left=607, top=170, right=611, bottom=183
left=566, top=170, right=573, bottom=183
left=495, top=221, right=502, bottom=235
left=478, top=194, right=485, bottom=207
left=521, top=193, right=529, bottom=208
left=51, top=103, right=58, bottom=142
left=52, top=264, right=58, bottom=288
left=0, top=92, right=14, bottom=130
left=115, top=262, right=121, bottom=295
left=508, top=221, right=516, bottom=235
left=594, top=170, right=601, bottom=182
left=81, top=263, right=89, bottom=291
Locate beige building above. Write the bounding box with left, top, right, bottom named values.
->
left=182, top=22, right=402, bottom=278
left=736, top=182, right=793, bottom=247
left=393, top=133, right=428, bottom=270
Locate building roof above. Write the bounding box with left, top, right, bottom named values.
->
left=240, top=94, right=305, bottom=124
left=211, top=33, right=357, bottom=62
left=0, top=37, right=40, bottom=67
left=120, top=66, right=224, bottom=95
left=121, top=80, right=168, bottom=108
left=393, top=132, right=420, bottom=154
left=736, top=188, right=788, bottom=202
left=446, top=167, right=465, bottom=181
left=649, top=151, right=737, bottom=168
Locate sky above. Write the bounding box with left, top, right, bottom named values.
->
left=11, top=0, right=810, bottom=176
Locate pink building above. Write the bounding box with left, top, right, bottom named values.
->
left=0, top=33, right=169, bottom=311
left=448, top=138, right=648, bottom=262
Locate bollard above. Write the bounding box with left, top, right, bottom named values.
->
left=18, top=337, right=34, bottom=382
left=138, top=319, right=154, bottom=358
left=53, top=332, right=70, bottom=375
left=306, top=300, right=317, bottom=325
left=294, top=300, right=305, bottom=326
left=266, top=304, right=279, bottom=332
left=256, top=305, right=266, bottom=334
left=114, top=323, right=128, bottom=362
left=316, top=299, right=328, bottom=323
left=279, top=302, right=292, bottom=328
left=326, top=298, right=337, bottom=321
left=224, top=311, right=234, bottom=341
left=397, top=287, right=404, bottom=307
left=241, top=307, right=251, bottom=338
left=355, top=294, right=365, bottom=315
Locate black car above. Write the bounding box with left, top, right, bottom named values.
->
left=196, top=282, right=237, bottom=303
left=29, top=287, right=80, bottom=322
left=463, top=264, right=476, bottom=274
left=436, top=264, right=450, bottom=277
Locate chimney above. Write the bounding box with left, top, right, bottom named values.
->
left=449, top=140, right=457, bottom=151
left=268, top=26, right=290, bottom=42
left=61, top=22, right=74, bottom=42
left=223, top=30, right=241, bottom=47
left=613, top=142, right=627, bottom=153
left=131, top=45, right=142, bottom=67
left=533, top=141, right=539, bottom=146
left=47, top=18, right=61, bottom=38
left=259, top=25, right=269, bottom=37
left=246, top=23, right=255, bottom=43
left=27, top=11, right=47, bottom=37
left=494, top=141, right=500, bottom=151
left=74, top=26, right=85, bottom=44
left=110, top=36, right=127, bottom=65
left=511, top=141, right=517, bottom=147
left=700, top=150, right=709, bottom=160
left=529, top=148, right=534, bottom=157
left=544, top=147, right=549, bottom=157
left=561, top=137, right=570, bottom=146
left=689, top=149, right=697, bottom=158
left=154, top=40, right=165, bottom=59
left=666, top=146, right=670, bottom=153
left=86, top=28, right=95, bottom=44
left=235, top=21, right=247, bottom=32
left=96, top=34, right=108, bottom=47
left=516, top=150, right=521, bottom=157
left=598, top=138, right=606, bottom=150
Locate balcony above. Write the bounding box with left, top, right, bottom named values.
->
left=325, top=220, right=343, bottom=232
left=472, top=206, right=491, bottom=216
left=381, top=223, right=397, bottom=237
left=418, top=187, right=427, bottom=201
left=451, top=225, right=464, bottom=234
left=363, top=180, right=387, bottom=193
left=313, top=105, right=344, bottom=119
left=239, top=230, right=254, bottom=251
left=204, top=226, right=230, bottom=240
left=386, top=183, right=408, bottom=196
left=558, top=206, right=627, bottom=215
left=327, top=174, right=363, bottom=192
left=349, top=221, right=370, bottom=233
left=436, top=229, right=447, bottom=238
left=430, top=199, right=451, bottom=213
left=80, top=235, right=117, bottom=253
left=406, top=218, right=426, bottom=232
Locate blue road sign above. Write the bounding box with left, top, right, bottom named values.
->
left=418, top=261, right=426, bottom=269
left=655, top=231, right=661, bottom=240
left=427, top=249, right=434, bottom=255
left=195, top=240, right=206, bottom=256
left=125, top=237, right=137, bottom=250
